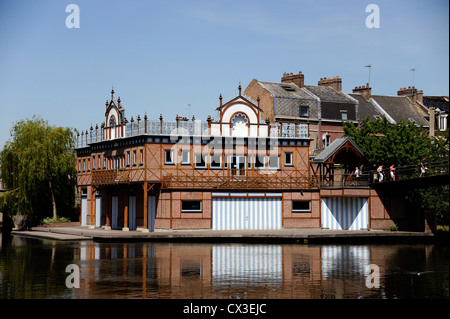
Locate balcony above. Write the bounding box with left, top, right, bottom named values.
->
left=162, top=174, right=319, bottom=190
left=92, top=169, right=130, bottom=185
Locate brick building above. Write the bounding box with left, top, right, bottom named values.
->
left=244, top=72, right=431, bottom=157
left=75, top=85, right=422, bottom=233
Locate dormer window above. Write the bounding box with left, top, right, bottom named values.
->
left=300, top=106, right=309, bottom=117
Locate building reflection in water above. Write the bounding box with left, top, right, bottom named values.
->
left=73, top=241, right=390, bottom=299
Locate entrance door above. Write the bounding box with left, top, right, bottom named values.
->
left=148, top=195, right=156, bottom=232
left=111, top=196, right=118, bottom=229
left=95, top=195, right=102, bottom=227
left=129, top=196, right=136, bottom=230
left=213, top=197, right=282, bottom=230
left=321, top=197, right=369, bottom=230
left=81, top=195, right=87, bottom=226
left=231, top=155, right=246, bottom=177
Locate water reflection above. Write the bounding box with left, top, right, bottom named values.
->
left=0, top=235, right=448, bottom=299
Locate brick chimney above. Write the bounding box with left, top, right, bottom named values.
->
left=281, top=71, right=304, bottom=88
left=397, top=86, right=423, bottom=104
left=318, top=76, right=342, bottom=91
left=353, top=83, right=372, bottom=100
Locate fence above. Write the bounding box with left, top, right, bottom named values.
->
left=76, top=118, right=309, bottom=148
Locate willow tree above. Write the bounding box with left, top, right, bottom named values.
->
left=0, top=116, right=76, bottom=221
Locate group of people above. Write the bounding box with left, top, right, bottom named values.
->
left=375, top=157, right=427, bottom=183
left=376, top=164, right=396, bottom=182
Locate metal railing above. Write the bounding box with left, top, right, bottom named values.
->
left=76, top=119, right=309, bottom=148
left=365, top=160, right=448, bottom=184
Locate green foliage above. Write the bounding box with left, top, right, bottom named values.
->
left=0, top=116, right=77, bottom=222
left=41, top=216, right=71, bottom=224
left=343, top=115, right=432, bottom=170
left=390, top=224, right=399, bottom=231
left=344, top=117, right=449, bottom=226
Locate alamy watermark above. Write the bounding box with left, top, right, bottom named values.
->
left=65, top=264, right=80, bottom=288
left=365, top=4, right=380, bottom=29
left=365, top=264, right=380, bottom=288
left=65, top=4, right=80, bottom=29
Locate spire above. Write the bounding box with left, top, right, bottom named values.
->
left=111, top=86, right=115, bottom=100
left=238, top=83, right=242, bottom=96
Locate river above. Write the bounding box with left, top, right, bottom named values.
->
left=0, top=234, right=448, bottom=299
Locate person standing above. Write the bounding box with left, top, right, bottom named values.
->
left=420, top=157, right=427, bottom=177
left=390, top=164, right=396, bottom=181
left=377, top=165, right=384, bottom=182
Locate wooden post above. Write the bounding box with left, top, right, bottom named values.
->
left=123, top=188, right=129, bottom=231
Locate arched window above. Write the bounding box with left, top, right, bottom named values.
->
left=231, top=113, right=249, bottom=136
left=109, top=115, right=116, bottom=127
left=231, top=113, right=248, bottom=127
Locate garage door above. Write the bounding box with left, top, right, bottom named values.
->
left=212, top=196, right=282, bottom=230
left=321, top=197, right=368, bottom=230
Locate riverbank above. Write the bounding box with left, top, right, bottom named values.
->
left=8, top=223, right=445, bottom=244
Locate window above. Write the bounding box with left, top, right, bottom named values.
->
left=255, top=155, right=265, bottom=169
left=210, top=155, right=222, bottom=169
left=83, top=159, right=86, bottom=172
left=133, top=150, right=137, bottom=165
left=98, top=155, right=101, bottom=169
left=181, top=200, right=202, bottom=212
left=92, top=157, right=96, bottom=170
left=285, top=152, right=293, bottom=166
left=78, top=159, right=81, bottom=172
left=300, top=106, right=309, bottom=117
left=195, top=154, right=206, bottom=168
left=341, top=110, right=348, bottom=120
left=181, top=150, right=190, bottom=164
left=268, top=155, right=279, bottom=170
left=140, top=150, right=144, bottom=165
left=127, top=151, right=130, bottom=167
left=115, top=157, right=119, bottom=169
left=323, top=134, right=331, bottom=149
left=165, top=150, right=173, bottom=164
left=292, top=200, right=311, bottom=212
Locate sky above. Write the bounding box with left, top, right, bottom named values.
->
left=0, top=0, right=448, bottom=149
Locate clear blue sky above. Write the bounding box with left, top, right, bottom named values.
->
left=0, top=0, right=448, bottom=149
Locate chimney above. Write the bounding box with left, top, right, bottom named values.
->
left=318, top=76, right=342, bottom=91
left=352, top=83, right=372, bottom=100
left=397, top=86, right=423, bottom=104
left=281, top=71, right=304, bottom=88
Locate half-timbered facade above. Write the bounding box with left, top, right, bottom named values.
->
left=76, top=87, right=322, bottom=231
left=76, top=86, right=412, bottom=232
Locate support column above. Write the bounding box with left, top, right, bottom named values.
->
left=89, top=186, right=96, bottom=229
left=122, top=188, right=129, bottom=231
left=142, top=182, right=149, bottom=233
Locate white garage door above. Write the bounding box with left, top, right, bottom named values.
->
left=212, top=196, right=282, bottom=230
left=321, top=197, right=369, bottom=230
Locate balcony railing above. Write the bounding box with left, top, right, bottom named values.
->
left=162, top=174, right=318, bottom=190
left=92, top=169, right=130, bottom=185
left=76, top=116, right=309, bottom=148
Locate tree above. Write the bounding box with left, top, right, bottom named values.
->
left=0, top=116, right=76, bottom=221
left=344, top=116, right=448, bottom=227
left=343, top=115, right=432, bottom=170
